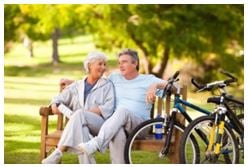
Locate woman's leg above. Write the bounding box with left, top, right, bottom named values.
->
left=42, top=109, right=104, bottom=164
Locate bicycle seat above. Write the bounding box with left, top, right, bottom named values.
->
left=207, top=96, right=221, bottom=104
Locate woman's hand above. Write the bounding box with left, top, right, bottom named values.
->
left=89, top=106, right=101, bottom=116
left=51, top=103, right=61, bottom=114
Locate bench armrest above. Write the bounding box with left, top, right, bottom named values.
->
left=39, top=106, right=54, bottom=116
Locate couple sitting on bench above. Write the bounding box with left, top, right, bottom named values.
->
left=42, top=48, right=168, bottom=164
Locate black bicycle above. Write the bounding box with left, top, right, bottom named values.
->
left=179, top=71, right=244, bottom=164
left=124, top=71, right=212, bottom=164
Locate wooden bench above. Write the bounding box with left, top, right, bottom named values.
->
left=39, top=84, right=187, bottom=163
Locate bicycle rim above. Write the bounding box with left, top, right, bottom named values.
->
left=180, top=116, right=239, bottom=164
left=124, top=118, right=185, bottom=164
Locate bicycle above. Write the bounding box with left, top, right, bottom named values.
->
left=124, top=71, right=212, bottom=164
left=179, top=71, right=244, bottom=164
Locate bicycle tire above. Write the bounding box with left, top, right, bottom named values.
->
left=124, top=118, right=198, bottom=164
left=236, top=114, right=244, bottom=163
left=180, top=115, right=239, bottom=164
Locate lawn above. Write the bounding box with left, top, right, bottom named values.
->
left=4, top=35, right=243, bottom=164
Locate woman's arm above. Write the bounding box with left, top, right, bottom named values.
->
left=51, top=103, right=60, bottom=114
left=97, top=81, right=115, bottom=119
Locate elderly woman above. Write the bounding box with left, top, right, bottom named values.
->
left=42, top=51, right=115, bottom=164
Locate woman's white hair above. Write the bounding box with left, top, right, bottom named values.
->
left=83, top=51, right=107, bottom=73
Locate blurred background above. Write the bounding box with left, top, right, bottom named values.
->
left=4, top=4, right=244, bottom=163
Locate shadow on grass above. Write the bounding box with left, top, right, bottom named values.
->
left=4, top=148, right=40, bottom=164
left=4, top=113, right=110, bottom=164
left=4, top=114, right=42, bottom=130
left=4, top=113, right=57, bottom=130
left=4, top=97, right=49, bottom=106
left=4, top=62, right=80, bottom=77
left=4, top=59, right=118, bottom=77
left=4, top=79, right=56, bottom=87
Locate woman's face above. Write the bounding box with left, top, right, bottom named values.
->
left=88, top=59, right=106, bottom=79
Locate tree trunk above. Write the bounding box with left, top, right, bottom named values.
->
left=29, top=42, right=34, bottom=58
left=154, top=47, right=170, bottom=78
left=155, top=47, right=170, bottom=78
left=51, top=28, right=60, bottom=65
left=141, top=50, right=153, bottom=74
left=23, top=36, right=34, bottom=58
left=127, top=29, right=169, bottom=77
left=128, top=31, right=153, bottom=74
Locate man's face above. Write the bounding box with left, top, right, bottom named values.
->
left=118, top=54, right=137, bottom=76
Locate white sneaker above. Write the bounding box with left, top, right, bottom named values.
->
left=42, top=149, right=62, bottom=164
left=78, top=139, right=98, bottom=155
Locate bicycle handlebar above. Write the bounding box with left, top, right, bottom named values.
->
left=162, top=71, right=180, bottom=97
left=220, top=70, right=237, bottom=85
left=191, top=70, right=238, bottom=92
left=191, top=78, right=205, bottom=90
left=172, top=71, right=180, bottom=79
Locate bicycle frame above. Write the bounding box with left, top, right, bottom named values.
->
left=173, top=94, right=211, bottom=122
left=160, top=93, right=211, bottom=155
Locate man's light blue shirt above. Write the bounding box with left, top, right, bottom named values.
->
left=109, top=72, right=164, bottom=120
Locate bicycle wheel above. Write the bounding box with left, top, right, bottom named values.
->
left=236, top=114, right=244, bottom=163
left=124, top=118, right=190, bottom=164
left=180, top=115, right=239, bottom=164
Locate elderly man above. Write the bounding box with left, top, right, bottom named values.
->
left=77, top=48, right=168, bottom=163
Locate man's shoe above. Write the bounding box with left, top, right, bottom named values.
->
left=42, top=149, right=62, bottom=164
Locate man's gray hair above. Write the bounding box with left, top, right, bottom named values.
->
left=118, top=48, right=139, bottom=71
left=83, top=51, right=107, bottom=73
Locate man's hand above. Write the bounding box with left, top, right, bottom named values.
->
left=146, top=84, right=157, bottom=104
left=60, top=78, right=74, bottom=92
left=146, top=82, right=168, bottom=104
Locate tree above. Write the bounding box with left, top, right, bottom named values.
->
left=19, top=5, right=79, bottom=65
left=5, top=4, right=80, bottom=65
left=4, top=5, right=22, bottom=52
left=80, top=4, right=243, bottom=78
left=5, top=4, right=243, bottom=78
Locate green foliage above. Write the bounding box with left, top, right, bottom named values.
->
left=4, top=5, right=20, bottom=42
left=4, top=4, right=244, bottom=79
left=79, top=4, right=244, bottom=78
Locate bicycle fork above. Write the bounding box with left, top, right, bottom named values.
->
left=159, top=109, right=177, bottom=157
left=206, top=108, right=226, bottom=160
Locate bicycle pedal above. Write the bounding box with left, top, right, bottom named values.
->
left=159, top=152, right=165, bottom=158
